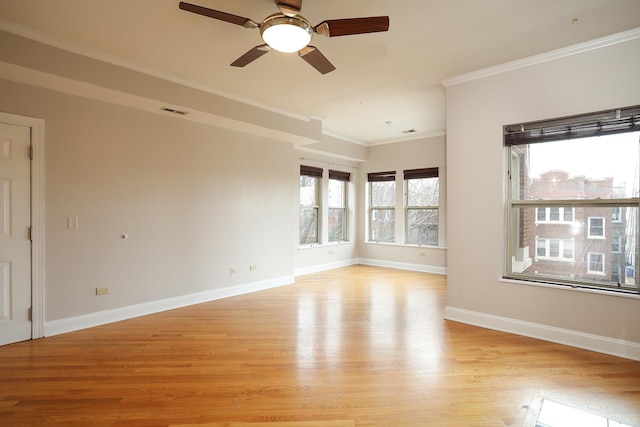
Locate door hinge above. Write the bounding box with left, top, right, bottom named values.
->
left=29, top=145, right=34, bottom=160
left=28, top=226, right=33, bottom=241
left=28, top=307, right=32, bottom=321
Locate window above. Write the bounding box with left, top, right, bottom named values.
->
left=299, top=165, right=322, bottom=245
left=535, top=238, right=573, bottom=260
left=612, top=206, right=622, bottom=222
left=505, top=105, right=640, bottom=293
left=588, top=253, right=605, bottom=274
left=535, top=207, right=574, bottom=223
left=328, top=170, right=350, bottom=242
left=587, top=217, right=605, bottom=239
left=405, top=168, right=439, bottom=245
left=368, top=171, right=396, bottom=243
left=612, top=235, right=622, bottom=253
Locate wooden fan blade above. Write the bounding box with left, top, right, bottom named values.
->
left=315, top=16, right=389, bottom=37
left=231, top=45, right=272, bottom=67
left=275, top=0, right=302, bottom=17
left=299, top=46, right=336, bottom=74
left=179, top=2, right=258, bottom=28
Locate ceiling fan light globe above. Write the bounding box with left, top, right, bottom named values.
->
left=260, top=16, right=313, bottom=53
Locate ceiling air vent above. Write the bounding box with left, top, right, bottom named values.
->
left=161, top=107, right=189, bottom=115
left=401, top=129, right=416, bottom=134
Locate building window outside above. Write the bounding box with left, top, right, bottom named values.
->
left=535, top=238, right=573, bottom=260
left=405, top=168, right=439, bottom=245
left=588, top=217, right=605, bottom=239
left=612, top=206, right=623, bottom=222
left=535, top=207, right=574, bottom=223
left=588, top=253, right=605, bottom=275
left=328, top=169, right=350, bottom=242
left=368, top=171, right=396, bottom=243
left=300, top=165, right=322, bottom=245
left=504, top=105, right=640, bottom=293
left=612, top=235, right=622, bottom=253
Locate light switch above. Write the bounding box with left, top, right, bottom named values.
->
left=67, top=216, right=79, bottom=229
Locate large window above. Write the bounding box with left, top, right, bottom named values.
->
left=299, top=165, right=322, bottom=245
left=405, top=168, right=439, bottom=245
left=505, top=105, right=640, bottom=293
left=368, top=171, right=396, bottom=243
left=328, top=170, right=350, bottom=242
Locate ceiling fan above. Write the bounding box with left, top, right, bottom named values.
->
left=178, top=0, right=390, bottom=74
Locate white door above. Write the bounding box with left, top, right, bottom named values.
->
left=0, top=122, right=31, bottom=346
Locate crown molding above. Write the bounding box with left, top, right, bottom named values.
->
left=441, top=27, right=640, bottom=87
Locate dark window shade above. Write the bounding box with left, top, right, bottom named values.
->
left=403, top=167, right=438, bottom=180
left=504, top=105, right=640, bottom=146
left=300, top=165, right=323, bottom=178
left=368, top=171, right=396, bottom=182
left=329, top=170, right=351, bottom=182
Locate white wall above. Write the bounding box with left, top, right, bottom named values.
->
left=445, top=37, right=640, bottom=352
left=0, top=78, right=299, bottom=324
left=357, top=136, right=447, bottom=274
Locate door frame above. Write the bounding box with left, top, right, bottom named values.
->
left=0, top=112, right=45, bottom=339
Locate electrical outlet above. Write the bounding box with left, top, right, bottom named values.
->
left=96, top=287, right=110, bottom=296
left=419, top=252, right=426, bottom=257
left=230, top=267, right=236, bottom=276
left=249, top=265, right=257, bottom=272
left=328, top=250, right=334, bottom=255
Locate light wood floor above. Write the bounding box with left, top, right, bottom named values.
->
left=1, top=265, right=639, bottom=426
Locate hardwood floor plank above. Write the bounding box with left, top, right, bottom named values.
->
left=1, top=266, right=639, bottom=426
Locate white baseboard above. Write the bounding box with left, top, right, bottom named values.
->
left=44, top=275, right=294, bottom=337
left=358, top=258, right=447, bottom=275
left=444, top=306, right=640, bottom=361
left=294, top=258, right=358, bottom=277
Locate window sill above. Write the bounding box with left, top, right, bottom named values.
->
left=299, top=241, right=354, bottom=250
left=500, top=277, right=640, bottom=299
left=365, top=241, right=448, bottom=250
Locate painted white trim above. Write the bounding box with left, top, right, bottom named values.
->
left=0, top=112, right=45, bottom=340
left=444, top=306, right=640, bottom=361
left=44, top=275, right=294, bottom=337
left=358, top=258, right=447, bottom=275
left=294, top=259, right=358, bottom=277
left=441, top=27, right=640, bottom=87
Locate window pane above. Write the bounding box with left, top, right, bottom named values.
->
left=508, top=206, right=638, bottom=289
left=408, top=177, right=439, bottom=206
left=371, top=181, right=395, bottom=207
left=407, top=209, right=438, bottom=245
left=328, top=179, right=345, bottom=208
left=514, top=134, right=640, bottom=201
left=549, top=207, right=560, bottom=221
left=299, top=207, right=318, bottom=244
left=300, top=176, right=318, bottom=206
left=588, top=217, right=604, bottom=238
left=370, top=209, right=395, bottom=243
left=328, top=208, right=345, bottom=241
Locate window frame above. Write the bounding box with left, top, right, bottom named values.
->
left=587, top=217, right=605, bottom=239
left=504, top=105, right=640, bottom=294
left=328, top=169, right=350, bottom=243
left=368, top=171, right=396, bottom=243
left=299, top=165, right=322, bottom=246
left=404, top=168, right=439, bottom=246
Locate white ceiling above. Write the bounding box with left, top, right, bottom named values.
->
left=0, top=0, right=639, bottom=145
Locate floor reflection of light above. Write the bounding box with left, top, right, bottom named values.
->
left=404, top=289, right=442, bottom=372
left=324, top=289, right=342, bottom=362
left=535, top=399, right=633, bottom=427
left=297, top=294, right=316, bottom=370
left=369, top=284, right=397, bottom=350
